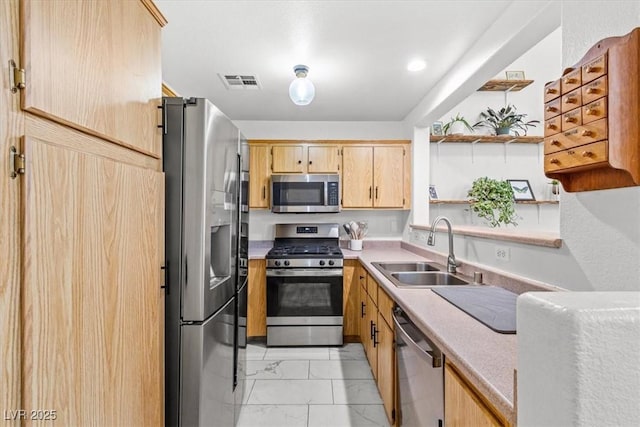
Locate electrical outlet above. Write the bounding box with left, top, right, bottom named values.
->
left=494, top=245, right=510, bottom=262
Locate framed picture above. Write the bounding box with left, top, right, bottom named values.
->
left=431, top=121, right=443, bottom=136
left=507, top=179, right=535, bottom=201
left=505, top=70, right=525, bottom=80
left=429, top=185, right=438, bottom=200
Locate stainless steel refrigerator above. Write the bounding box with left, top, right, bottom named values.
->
left=163, top=97, right=248, bottom=427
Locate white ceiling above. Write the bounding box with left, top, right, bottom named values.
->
left=157, top=1, right=520, bottom=122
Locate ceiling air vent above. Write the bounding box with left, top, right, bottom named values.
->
left=219, top=74, right=261, bottom=90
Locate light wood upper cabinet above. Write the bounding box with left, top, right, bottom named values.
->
left=21, top=137, right=164, bottom=426
left=308, top=145, right=340, bottom=173
left=342, top=146, right=374, bottom=208
left=271, top=145, right=305, bottom=173
left=21, top=0, right=164, bottom=157
left=249, top=145, right=270, bottom=208
left=343, top=145, right=406, bottom=208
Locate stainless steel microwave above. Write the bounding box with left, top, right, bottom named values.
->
left=271, top=174, right=340, bottom=213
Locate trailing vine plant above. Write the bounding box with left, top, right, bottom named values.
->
left=467, top=177, right=518, bottom=227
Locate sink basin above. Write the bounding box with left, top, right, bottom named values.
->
left=373, top=261, right=440, bottom=272
left=390, top=272, right=469, bottom=287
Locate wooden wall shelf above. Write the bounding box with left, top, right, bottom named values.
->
left=430, top=135, right=543, bottom=144
left=430, top=199, right=558, bottom=205
left=478, top=79, right=534, bottom=91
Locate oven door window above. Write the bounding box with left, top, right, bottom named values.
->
left=272, top=182, right=325, bottom=206
left=267, top=275, right=342, bottom=317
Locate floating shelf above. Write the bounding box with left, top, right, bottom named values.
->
left=430, top=199, right=559, bottom=205
left=478, top=79, right=534, bottom=91
left=429, top=134, right=543, bottom=144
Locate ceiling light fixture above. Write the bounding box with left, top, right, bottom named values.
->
left=407, top=59, right=426, bottom=72
left=289, top=64, right=315, bottom=106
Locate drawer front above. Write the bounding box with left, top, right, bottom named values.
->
left=544, top=118, right=608, bottom=154
left=544, top=115, right=562, bottom=136
left=582, top=97, right=608, bottom=124
left=582, top=53, right=607, bottom=84
left=377, top=287, right=395, bottom=327
left=544, top=79, right=561, bottom=103
left=544, top=97, right=562, bottom=120
left=561, top=88, right=582, bottom=113
left=561, top=68, right=582, bottom=94
left=561, top=107, right=583, bottom=131
left=545, top=140, right=608, bottom=172
left=581, top=75, right=608, bottom=105
left=366, top=274, right=378, bottom=307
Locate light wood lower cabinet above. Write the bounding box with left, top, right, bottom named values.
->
left=445, top=363, right=507, bottom=427
left=248, top=259, right=267, bottom=337
left=376, top=311, right=396, bottom=424
left=343, top=260, right=360, bottom=338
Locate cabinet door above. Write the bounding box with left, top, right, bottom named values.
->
left=21, top=137, right=164, bottom=426
left=342, top=260, right=360, bottom=337
left=308, top=145, right=340, bottom=173
left=445, top=364, right=505, bottom=427
left=342, top=146, right=373, bottom=208
left=21, top=0, right=163, bottom=157
left=271, top=145, right=304, bottom=173
left=247, top=259, right=266, bottom=337
left=359, top=278, right=369, bottom=353
left=377, top=315, right=395, bottom=425
left=373, top=146, right=404, bottom=207
left=249, top=145, right=270, bottom=208
left=366, top=293, right=378, bottom=379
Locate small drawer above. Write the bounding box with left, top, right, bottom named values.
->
left=544, top=79, right=561, bottom=103
left=544, top=118, right=608, bottom=154
left=582, top=97, right=607, bottom=124
left=366, top=274, right=378, bottom=307
left=561, top=107, right=583, bottom=131
left=561, top=88, right=582, bottom=113
left=545, top=140, right=608, bottom=173
left=544, top=97, right=562, bottom=120
left=582, top=54, right=607, bottom=84
left=544, top=116, right=562, bottom=137
left=561, top=68, right=582, bottom=94
left=581, top=75, right=608, bottom=105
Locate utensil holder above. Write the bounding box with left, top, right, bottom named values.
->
left=349, top=239, right=363, bottom=251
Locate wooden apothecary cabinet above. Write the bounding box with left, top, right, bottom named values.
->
left=543, top=28, right=640, bottom=192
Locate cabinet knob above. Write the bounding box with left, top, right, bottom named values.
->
left=309, top=161, right=313, bottom=165
left=550, top=139, right=560, bottom=146
left=585, top=65, right=599, bottom=74
left=297, top=160, right=302, bottom=164
left=550, top=158, right=560, bottom=164
left=564, top=96, right=577, bottom=104
left=585, top=108, right=597, bottom=116
left=565, top=116, right=577, bottom=123
left=582, top=151, right=593, bottom=158
left=546, top=106, right=558, bottom=112
left=546, top=123, right=557, bottom=130
left=564, top=77, right=576, bottom=84
left=581, top=130, right=593, bottom=137
left=545, top=88, right=558, bottom=94
left=586, top=87, right=598, bottom=94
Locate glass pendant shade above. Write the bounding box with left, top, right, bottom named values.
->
left=289, top=65, right=315, bottom=106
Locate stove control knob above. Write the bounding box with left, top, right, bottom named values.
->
left=284, top=260, right=290, bottom=266
left=328, top=260, right=335, bottom=266
left=319, top=260, right=325, bottom=266
left=274, top=260, right=281, bottom=267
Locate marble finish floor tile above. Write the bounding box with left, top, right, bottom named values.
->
left=246, top=360, right=310, bottom=380
left=309, top=360, right=374, bottom=380
left=246, top=343, right=267, bottom=360
left=248, top=379, right=333, bottom=405
left=263, top=346, right=330, bottom=360
left=332, top=379, right=384, bottom=405
left=329, top=343, right=367, bottom=360
left=308, top=404, right=390, bottom=427
left=236, top=404, right=308, bottom=427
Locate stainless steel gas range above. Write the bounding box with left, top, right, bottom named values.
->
left=265, top=223, right=344, bottom=346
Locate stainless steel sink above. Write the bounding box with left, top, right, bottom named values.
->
left=373, top=261, right=440, bottom=272
left=390, top=272, right=469, bottom=287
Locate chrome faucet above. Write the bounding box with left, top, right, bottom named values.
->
left=427, top=216, right=458, bottom=274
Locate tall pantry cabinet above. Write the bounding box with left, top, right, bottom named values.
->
left=1, top=1, right=166, bottom=425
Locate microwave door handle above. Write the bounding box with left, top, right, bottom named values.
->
left=324, top=182, right=329, bottom=206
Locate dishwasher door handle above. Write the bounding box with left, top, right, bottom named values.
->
left=393, top=314, right=442, bottom=368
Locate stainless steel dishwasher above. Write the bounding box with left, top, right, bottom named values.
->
left=393, top=308, right=444, bottom=427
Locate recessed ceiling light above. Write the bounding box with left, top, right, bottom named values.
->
left=407, top=59, right=426, bottom=72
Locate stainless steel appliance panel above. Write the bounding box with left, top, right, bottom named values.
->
left=181, top=98, right=238, bottom=321
left=234, top=282, right=247, bottom=423
left=394, top=309, right=444, bottom=427
left=181, top=297, right=236, bottom=427
left=267, top=325, right=343, bottom=347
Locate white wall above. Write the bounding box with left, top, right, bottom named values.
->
left=236, top=120, right=412, bottom=241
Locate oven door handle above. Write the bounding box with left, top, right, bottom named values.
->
left=266, top=268, right=343, bottom=277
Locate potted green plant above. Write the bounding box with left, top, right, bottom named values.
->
left=467, top=177, right=518, bottom=227
left=443, top=113, right=474, bottom=135
left=473, top=104, right=540, bottom=136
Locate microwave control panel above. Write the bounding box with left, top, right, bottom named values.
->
left=327, top=182, right=339, bottom=206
